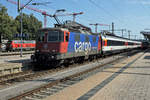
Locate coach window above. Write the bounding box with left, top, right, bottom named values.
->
left=128, top=42, right=133, bottom=45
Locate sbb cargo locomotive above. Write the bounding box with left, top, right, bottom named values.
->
left=31, top=21, right=142, bottom=67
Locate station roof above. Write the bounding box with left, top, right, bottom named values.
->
left=141, top=31, right=150, bottom=41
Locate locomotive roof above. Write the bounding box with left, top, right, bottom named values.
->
left=39, top=27, right=93, bottom=35
left=39, top=20, right=92, bottom=35
left=39, top=27, right=69, bottom=31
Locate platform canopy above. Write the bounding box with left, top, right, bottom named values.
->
left=141, top=31, right=150, bottom=41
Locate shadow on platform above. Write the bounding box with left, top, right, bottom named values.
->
left=5, top=59, right=30, bottom=63
left=108, top=66, right=150, bottom=69
left=103, top=70, right=150, bottom=76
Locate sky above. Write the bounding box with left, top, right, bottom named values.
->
left=1, top=0, right=150, bottom=39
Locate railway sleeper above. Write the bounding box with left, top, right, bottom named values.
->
left=66, top=80, right=78, bottom=84
left=65, top=80, right=77, bottom=85
left=38, top=92, right=52, bottom=97
left=32, top=93, right=46, bottom=99
left=40, top=90, right=53, bottom=95
left=25, top=96, right=40, bottom=100
left=47, top=88, right=59, bottom=92
left=51, top=86, right=64, bottom=90
left=56, top=83, right=70, bottom=87
left=71, top=77, right=83, bottom=81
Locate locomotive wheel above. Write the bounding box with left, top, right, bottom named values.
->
left=89, top=55, right=94, bottom=61
left=63, top=59, right=73, bottom=67
left=49, top=60, right=61, bottom=68
left=78, top=57, right=85, bottom=64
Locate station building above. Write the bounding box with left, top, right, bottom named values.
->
left=141, top=31, right=150, bottom=41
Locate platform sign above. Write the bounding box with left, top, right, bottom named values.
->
left=14, top=33, right=29, bottom=38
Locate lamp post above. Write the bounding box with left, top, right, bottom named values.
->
left=20, top=10, right=23, bottom=57
left=18, top=0, right=33, bottom=57
left=128, top=30, right=131, bottom=39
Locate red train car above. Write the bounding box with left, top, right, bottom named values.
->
left=6, top=40, right=35, bottom=51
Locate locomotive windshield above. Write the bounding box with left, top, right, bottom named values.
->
left=37, top=30, right=64, bottom=42
left=47, top=30, right=64, bottom=42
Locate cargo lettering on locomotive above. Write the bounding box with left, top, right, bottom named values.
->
left=74, top=42, right=91, bottom=52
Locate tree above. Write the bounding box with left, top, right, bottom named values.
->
left=29, top=14, right=42, bottom=39
left=0, top=4, right=18, bottom=41
left=15, top=13, right=42, bottom=40
left=0, top=4, right=42, bottom=41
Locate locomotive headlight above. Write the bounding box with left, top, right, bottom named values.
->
left=52, top=50, right=56, bottom=52
left=51, top=55, right=55, bottom=59
left=36, top=49, right=39, bottom=52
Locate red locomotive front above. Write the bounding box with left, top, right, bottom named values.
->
left=32, top=28, right=69, bottom=66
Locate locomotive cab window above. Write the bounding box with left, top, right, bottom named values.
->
left=37, top=31, right=45, bottom=42
left=65, top=32, right=69, bottom=42
left=48, top=30, right=64, bottom=42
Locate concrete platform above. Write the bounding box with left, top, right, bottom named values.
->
left=43, top=50, right=150, bottom=100
left=0, top=54, right=31, bottom=76
left=0, top=51, right=34, bottom=56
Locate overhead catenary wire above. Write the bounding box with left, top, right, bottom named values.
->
left=88, top=0, right=128, bottom=28
left=67, top=0, right=108, bottom=24
left=60, top=0, right=111, bottom=33
left=88, top=0, right=120, bottom=21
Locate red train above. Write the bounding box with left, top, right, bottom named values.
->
left=6, top=40, right=35, bottom=51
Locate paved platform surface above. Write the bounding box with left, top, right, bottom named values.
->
left=43, top=50, right=150, bottom=100
left=0, top=54, right=31, bottom=75
left=0, top=54, right=31, bottom=64
left=0, top=51, right=34, bottom=56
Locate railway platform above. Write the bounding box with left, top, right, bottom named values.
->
left=0, top=54, right=32, bottom=76
left=43, top=50, right=150, bottom=100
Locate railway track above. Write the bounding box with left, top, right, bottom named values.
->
left=0, top=66, right=66, bottom=86
left=8, top=49, right=142, bottom=100
left=0, top=51, right=34, bottom=56
left=0, top=59, right=90, bottom=86
left=0, top=71, right=33, bottom=85
left=0, top=50, right=129, bottom=86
